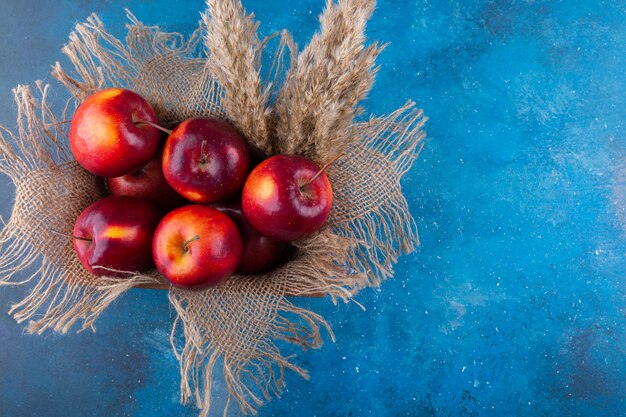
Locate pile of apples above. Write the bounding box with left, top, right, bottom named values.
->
left=67, top=88, right=332, bottom=288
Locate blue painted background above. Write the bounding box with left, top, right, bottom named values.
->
left=0, top=1, right=624, bottom=416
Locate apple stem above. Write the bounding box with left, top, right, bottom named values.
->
left=182, top=235, right=201, bottom=252
left=50, top=229, right=92, bottom=242
left=200, top=140, right=207, bottom=164
left=299, top=152, right=344, bottom=190
left=134, top=119, right=172, bottom=135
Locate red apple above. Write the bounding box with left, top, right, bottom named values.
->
left=162, top=117, right=250, bottom=203
left=214, top=200, right=290, bottom=274
left=72, top=196, right=161, bottom=276
left=241, top=155, right=333, bottom=242
left=69, top=88, right=161, bottom=177
left=106, top=153, right=188, bottom=211
left=152, top=205, right=242, bottom=288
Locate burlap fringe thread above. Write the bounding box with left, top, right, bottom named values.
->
left=0, top=1, right=426, bottom=415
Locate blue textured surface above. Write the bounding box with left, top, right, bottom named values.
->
left=1, top=1, right=625, bottom=416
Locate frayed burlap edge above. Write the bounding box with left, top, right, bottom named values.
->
left=0, top=0, right=427, bottom=415
left=0, top=83, right=161, bottom=334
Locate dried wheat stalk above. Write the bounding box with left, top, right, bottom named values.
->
left=274, top=0, right=384, bottom=163
left=203, top=0, right=273, bottom=155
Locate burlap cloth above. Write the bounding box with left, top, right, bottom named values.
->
left=0, top=1, right=426, bottom=415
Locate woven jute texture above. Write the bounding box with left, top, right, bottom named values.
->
left=0, top=1, right=426, bottom=415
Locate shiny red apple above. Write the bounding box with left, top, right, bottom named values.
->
left=69, top=88, right=161, bottom=177
left=106, top=153, right=188, bottom=211
left=162, top=117, right=250, bottom=203
left=241, top=155, right=333, bottom=242
left=214, top=200, right=290, bottom=274
left=72, top=196, right=161, bottom=276
left=152, top=205, right=242, bottom=288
